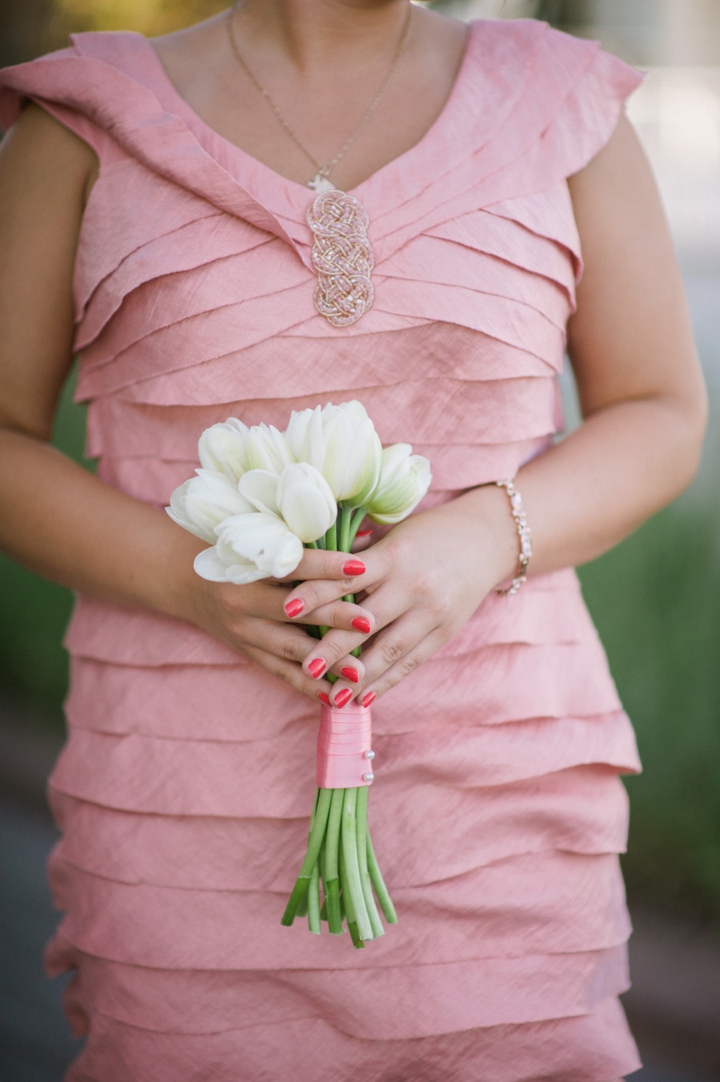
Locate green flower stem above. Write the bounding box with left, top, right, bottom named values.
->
left=295, top=889, right=309, bottom=919
left=307, top=859, right=321, bottom=934
left=281, top=787, right=332, bottom=925
left=339, top=829, right=364, bottom=950
left=338, top=506, right=352, bottom=553
left=367, top=830, right=398, bottom=925
left=341, top=787, right=373, bottom=942
left=348, top=506, right=369, bottom=548
left=319, top=837, right=328, bottom=922
left=356, top=785, right=384, bottom=940
left=323, top=787, right=345, bottom=935
left=326, top=520, right=337, bottom=551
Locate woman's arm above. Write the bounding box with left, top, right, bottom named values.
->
left=0, top=105, right=369, bottom=699
left=291, top=114, right=708, bottom=702
left=518, top=113, right=707, bottom=569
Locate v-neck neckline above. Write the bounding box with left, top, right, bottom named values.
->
left=139, top=21, right=480, bottom=214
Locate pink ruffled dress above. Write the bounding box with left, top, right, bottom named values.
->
left=0, top=19, right=644, bottom=1081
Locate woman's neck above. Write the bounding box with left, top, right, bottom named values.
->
left=152, top=1, right=467, bottom=191
left=229, top=0, right=414, bottom=82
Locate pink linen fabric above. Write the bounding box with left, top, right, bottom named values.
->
left=0, top=19, right=644, bottom=1081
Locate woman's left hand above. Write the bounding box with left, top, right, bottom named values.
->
left=282, top=484, right=518, bottom=705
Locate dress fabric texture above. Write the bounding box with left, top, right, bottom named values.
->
left=0, top=20, right=644, bottom=1081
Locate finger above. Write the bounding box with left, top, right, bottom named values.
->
left=237, top=618, right=318, bottom=665
left=286, top=575, right=399, bottom=639
left=281, top=571, right=367, bottom=622
left=299, top=599, right=376, bottom=635
left=300, top=616, right=373, bottom=679
left=350, top=612, right=436, bottom=692
left=211, top=579, right=306, bottom=625
left=299, top=582, right=409, bottom=683
left=302, top=647, right=367, bottom=686
left=217, top=580, right=374, bottom=633
left=241, top=642, right=334, bottom=703
left=358, top=627, right=448, bottom=702
left=281, top=543, right=392, bottom=618
left=310, top=598, right=444, bottom=708
left=282, top=548, right=369, bottom=583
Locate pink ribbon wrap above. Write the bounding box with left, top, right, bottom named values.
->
left=316, top=702, right=374, bottom=789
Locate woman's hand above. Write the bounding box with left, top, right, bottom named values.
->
left=182, top=547, right=376, bottom=702
left=281, top=485, right=518, bottom=706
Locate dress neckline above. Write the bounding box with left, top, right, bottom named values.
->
left=139, top=21, right=479, bottom=207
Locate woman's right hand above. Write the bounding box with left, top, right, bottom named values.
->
left=181, top=546, right=375, bottom=701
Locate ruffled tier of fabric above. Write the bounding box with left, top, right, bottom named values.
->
left=49, top=764, right=630, bottom=893
left=47, top=844, right=632, bottom=977
left=48, top=964, right=640, bottom=1082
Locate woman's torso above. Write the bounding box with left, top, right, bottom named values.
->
left=0, top=20, right=641, bottom=706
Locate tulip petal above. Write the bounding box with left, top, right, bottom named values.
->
left=245, top=424, right=296, bottom=474
left=367, top=445, right=432, bottom=524
left=197, top=418, right=250, bottom=481
left=193, top=545, right=234, bottom=582
left=277, top=463, right=337, bottom=543
left=238, top=470, right=281, bottom=516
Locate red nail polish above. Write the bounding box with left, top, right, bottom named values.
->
left=318, top=692, right=331, bottom=705
left=355, top=528, right=374, bottom=538
left=343, top=559, right=366, bottom=576
left=361, top=691, right=376, bottom=708
left=284, top=598, right=304, bottom=618
left=351, top=617, right=371, bottom=634
left=334, top=688, right=352, bottom=708
left=308, top=658, right=326, bottom=679
left=341, top=667, right=359, bottom=683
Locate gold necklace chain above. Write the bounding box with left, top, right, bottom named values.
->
left=225, top=1, right=412, bottom=190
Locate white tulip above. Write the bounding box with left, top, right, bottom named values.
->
left=194, top=513, right=304, bottom=585
left=166, top=469, right=255, bottom=543
left=366, top=443, right=432, bottom=525
left=285, top=400, right=382, bottom=507
left=238, top=469, right=280, bottom=516
left=198, top=418, right=250, bottom=482
left=276, top=463, right=337, bottom=543
left=285, top=406, right=324, bottom=467
left=244, top=423, right=296, bottom=474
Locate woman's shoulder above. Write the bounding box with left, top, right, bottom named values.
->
left=468, top=17, right=639, bottom=88
left=456, top=18, right=643, bottom=180
left=0, top=31, right=159, bottom=135
left=0, top=30, right=180, bottom=179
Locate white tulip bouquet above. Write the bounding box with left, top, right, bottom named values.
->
left=167, top=401, right=431, bottom=948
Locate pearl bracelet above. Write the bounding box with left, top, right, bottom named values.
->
left=495, top=479, right=533, bottom=596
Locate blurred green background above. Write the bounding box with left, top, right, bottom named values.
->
left=1, top=0, right=719, bottom=932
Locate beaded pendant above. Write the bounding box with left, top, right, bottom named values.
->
left=306, top=188, right=375, bottom=328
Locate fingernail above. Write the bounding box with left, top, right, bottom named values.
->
left=341, top=666, right=359, bottom=683
left=361, top=691, right=377, bottom=708
left=308, top=658, right=326, bottom=679
left=284, top=598, right=304, bottom=618
left=343, top=559, right=366, bottom=576
left=318, top=692, right=331, bottom=705
left=356, top=528, right=374, bottom=538
left=334, top=688, right=352, bottom=708
left=351, top=617, right=371, bottom=634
